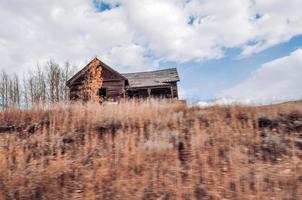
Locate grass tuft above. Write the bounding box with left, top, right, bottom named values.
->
left=0, top=99, right=301, bottom=199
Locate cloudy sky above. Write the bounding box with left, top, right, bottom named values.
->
left=0, top=0, right=302, bottom=102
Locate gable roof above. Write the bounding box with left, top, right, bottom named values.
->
left=66, top=57, right=127, bottom=86
left=122, top=68, right=179, bottom=88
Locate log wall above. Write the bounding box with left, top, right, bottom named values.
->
left=68, top=58, right=179, bottom=101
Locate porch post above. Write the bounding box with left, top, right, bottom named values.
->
left=170, top=86, right=174, bottom=98
left=123, top=88, right=126, bottom=98
left=147, top=88, right=151, bottom=97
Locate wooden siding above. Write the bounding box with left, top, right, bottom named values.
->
left=67, top=58, right=180, bottom=102
left=101, top=80, right=125, bottom=99
left=126, top=81, right=178, bottom=99
left=68, top=59, right=125, bottom=101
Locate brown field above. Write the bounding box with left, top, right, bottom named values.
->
left=0, top=99, right=301, bottom=200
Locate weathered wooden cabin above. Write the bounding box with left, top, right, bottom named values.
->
left=66, top=58, right=180, bottom=101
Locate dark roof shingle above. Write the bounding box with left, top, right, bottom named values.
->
left=122, top=68, right=179, bottom=88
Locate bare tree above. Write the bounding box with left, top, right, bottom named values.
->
left=46, top=60, right=60, bottom=103
left=0, top=59, right=77, bottom=108
left=0, top=71, right=6, bottom=108
left=10, top=73, right=20, bottom=107
left=22, top=74, right=29, bottom=108
left=60, top=62, right=75, bottom=102
left=0, top=71, right=10, bottom=108
left=25, top=65, right=49, bottom=106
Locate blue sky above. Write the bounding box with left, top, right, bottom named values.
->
left=172, top=35, right=302, bottom=101
left=92, top=0, right=302, bottom=102
left=0, top=0, right=302, bottom=103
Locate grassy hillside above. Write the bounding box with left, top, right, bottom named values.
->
left=0, top=100, right=301, bottom=200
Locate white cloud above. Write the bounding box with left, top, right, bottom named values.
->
left=241, top=0, right=302, bottom=56
left=0, top=0, right=134, bottom=73
left=0, top=0, right=302, bottom=73
left=197, top=98, right=256, bottom=107
left=223, top=48, right=302, bottom=103
left=101, top=44, right=158, bottom=72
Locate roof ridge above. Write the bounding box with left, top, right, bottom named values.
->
left=67, top=57, right=127, bottom=86
left=121, top=67, right=177, bottom=75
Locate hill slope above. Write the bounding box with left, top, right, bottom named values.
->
left=0, top=100, right=301, bottom=199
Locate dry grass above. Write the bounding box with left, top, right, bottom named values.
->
left=0, top=99, right=301, bottom=200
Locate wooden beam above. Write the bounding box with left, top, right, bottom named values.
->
left=127, top=85, right=172, bottom=91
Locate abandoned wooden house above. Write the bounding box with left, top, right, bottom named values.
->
left=66, top=58, right=180, bottom=101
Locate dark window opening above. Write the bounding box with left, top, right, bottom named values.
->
left=151, top=88, right=171, bottom=98
left=127, top=89, right=149, bottom=98
left=99, top=88, right=107, bottom=97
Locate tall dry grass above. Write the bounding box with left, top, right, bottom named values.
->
left=0, top=99, right=301, bottom=200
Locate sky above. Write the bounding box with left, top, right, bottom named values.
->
left=0, top=0, right=302, bottom=103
